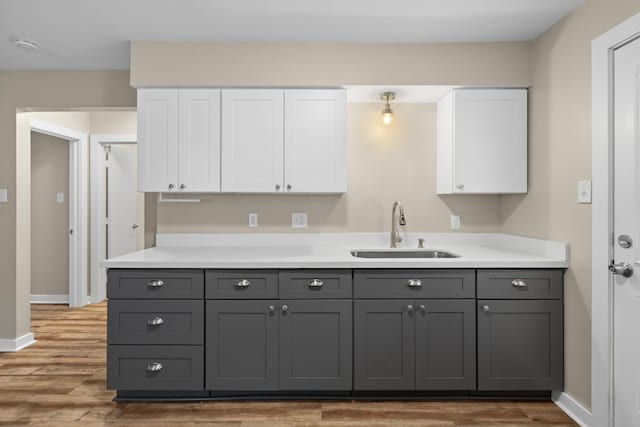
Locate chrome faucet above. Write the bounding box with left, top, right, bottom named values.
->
left=390, top=200, right=406, bottom=248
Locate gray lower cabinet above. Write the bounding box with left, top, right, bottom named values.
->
left=477, top=299, right=563, bottom=390
left=206, top=300, right=279, bottom=391
left=279, top=300, right=352, bottom=390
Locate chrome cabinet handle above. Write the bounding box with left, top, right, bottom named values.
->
left=286, top=184, right=292, bottom=191
left=282, top=304, right=289, bottom=313
left=308, top=279, right=324, bottom=288
left=168, top=184, right=174, bottom=190
left=419, top=304, right=427, bottom=314
left=132, top=224, right=139, bottom=229
left=275, top=184, right=281, bottom=191
left=147, top=280, right=164, bottom=288
left=406, top=279, right=422, bottom=288
left=511, top=279, right=527, bottom=288
left=235, top=279, right=250, bottom=288
left=146, top=362, right=163, bottom=373
left=268, top=305, right=275, bottom=314
left=418, top=238, right=425, bottom=249
left=482, top=305, right=490, bottom=312
left=407, top=304, right=414, bottom=314
left=456, top=184, right=465, bottom=191
left=147, top=317, right=164, bottom=326
left=180, top=184, right=186, bottom=190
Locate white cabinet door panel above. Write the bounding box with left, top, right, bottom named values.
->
left=284, top=90, right=347, bottom=193
left=137, top=89, right=179, bottom=192
left=221, top=90, right=284, bottom=193
left=178, top=89, right=221, bottom=192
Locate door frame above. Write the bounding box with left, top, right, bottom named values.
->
left=592, top=12, right=640, bottom=427
left=89, top=134, right=137, bottom=304
left=30, top=118, right=88, bottom=308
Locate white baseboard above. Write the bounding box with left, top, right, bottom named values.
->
left=0, top=333, right=36, bottom=352
left=31, top=294, right=69, bottom=304
left=553, top=390, right=592, bottom=427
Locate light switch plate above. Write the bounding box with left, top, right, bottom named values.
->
left=0, top=189, right=7, bottom=203
left=292, top=213, right=308, bottom=228
left=248, top=213, right=258, bottom=228
left=450, top=214, right=461, bottom=230
left=578, top=180, right=592, bottom=204
left=56, top=192, right=65, bottom=203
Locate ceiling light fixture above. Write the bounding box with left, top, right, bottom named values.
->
left=13, top=38, right=39, bottom=52
left=380, top=92, right=395, bottom=126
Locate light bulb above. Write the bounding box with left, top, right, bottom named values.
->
left=382, top=111, right=393, bottom=126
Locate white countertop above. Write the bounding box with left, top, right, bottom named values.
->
left=100, top=233, right=569, bottom=269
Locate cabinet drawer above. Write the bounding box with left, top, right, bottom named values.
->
left=107, top=345, right=204, bottom=391
left=477, top=270, right=563, bottom=299
left=279, top=270, right=352, bottom=299
left=108, top=300, right=204, bottom=345
left=107, top=269, right=204, bottom=299
left=354, top=270, right=475, bottom=299
left=206, top=270, right=278, bottom=299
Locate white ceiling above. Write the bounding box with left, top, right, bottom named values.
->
left=0, top=0, right=585, bottom=70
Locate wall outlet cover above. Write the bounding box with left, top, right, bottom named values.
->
left=292, top=213, right=308, bottom=228
left=248, top=213, right=258, bottom=228
left=577, top=180, right=592, bottom=204
left=450, top=214, right=461, bottom=230
left=0, top=189, right=7, bottom=203
left=56, top=192, right=65, bottom=203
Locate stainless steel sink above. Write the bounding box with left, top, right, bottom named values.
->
left=350, top=250, right=461, bottom=259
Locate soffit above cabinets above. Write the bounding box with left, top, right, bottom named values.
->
left=346, top=86, right=461, bottom=104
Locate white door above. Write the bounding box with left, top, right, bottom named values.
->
left=612, top=35, right=640, bottom=427
left=284, top=90, right=347, bottom=193
left=221, top=89, right=284, bottom=192
left=178, top=89, right=221, bottom=192
left=108, top=144, right=142, bottom=258
left=137, top=89, right=179, bottom=192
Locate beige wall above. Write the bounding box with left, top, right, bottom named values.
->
left=158, top=103, right=501, bottom=233
left=501, top=0, right=640, bottom=409
left=30, top=132, right=70, bottom=296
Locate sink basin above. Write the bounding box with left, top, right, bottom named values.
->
left=350, top=250, right=461, bottom=259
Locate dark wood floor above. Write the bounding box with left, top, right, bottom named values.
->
left=0, top=303, right=577, bottom=426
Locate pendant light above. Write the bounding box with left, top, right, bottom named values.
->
left=380, top=92, right=395, bottom=126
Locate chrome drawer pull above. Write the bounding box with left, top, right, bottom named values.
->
left=511, top=279, right=527, bottom=288
left=406, top=279, right=422, bottom=288
left=482, top=305, right=490, bottom=312
left=146, top=362, right=163, bottom=373
left=407, top=304, right=414, bottom=314
left=308, top=279, right=324, bottom=288
left=147, top=280, right=164, bottom=288
left=235, top=279, right=251, bottom=288
left=419, top=304, right=427, bottom=314
left=147, top=317, right=164, bottom=327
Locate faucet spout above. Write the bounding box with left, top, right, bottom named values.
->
left=390, top=200, right=406, bottom=248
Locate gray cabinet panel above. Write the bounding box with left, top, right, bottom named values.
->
left=206, top=270, right=278, bottom=299
left=279, top=300, right=352, bottom=390
left=206, top=300, right=278, bottom=390
left=279, top=270, right=352, bottom=299
left=107, top=269, right=204, bottom=299
left=415, top=300, right=476, bottom=390
left=477, top=300, right=563, bottom=390
left=108, top=300, right=204, bottom=345
left=354, top=300, right=415, bottom=390
left=107, top=345, right=204, bottom=391
left=354, top=270, right=475, bottom=299
left=477, top=270, right=563, bottom=299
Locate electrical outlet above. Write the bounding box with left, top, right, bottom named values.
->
left=248, top=213, right=258, bottom=228
left=577, top=180, right=592, bottom=204
left=0, top=189, right=7, bottom=203
left=56, top=192, right=65, bottom=203
left=292, top=213, right=308, bottom=229
left=450, top=214, right=461, bottom=230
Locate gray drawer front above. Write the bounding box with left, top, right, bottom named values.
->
left=107, top=345, right=204, bottom=391
left=108, top=300, right=204, bottom=345
left=107, top=269, right=204, bottom=299
left=354, top=270, right=475, bottom=299
left=206, top=270, right=278, bottom=299
left=477, top=270, right=563, bottom=299
left=279, top=270, right=352, bottom=299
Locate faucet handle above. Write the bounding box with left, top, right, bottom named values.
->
left=418, top=238, right=425, bottom=249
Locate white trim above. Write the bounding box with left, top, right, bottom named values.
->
left=30, top=119, right=89, bottom=308
left=592, top=11, right=640, bottom=427
left=30, top=294, right=69, bottom=304
left=0, top=333, right=36, bottom=352
left=553, top=391, right=593, bottom=427
left=89, top=134, right=137, bottom=304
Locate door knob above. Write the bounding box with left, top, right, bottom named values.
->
left=609, top=261, right=634, bottom=277
left=132, top=224, right=139, bottom=229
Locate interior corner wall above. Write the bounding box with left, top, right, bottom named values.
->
left=500, top=0, right=640, bottom=410
left=0, top=70, right=135, bottom=342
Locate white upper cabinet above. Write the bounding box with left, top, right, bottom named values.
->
left=137, top=88, right=221, bottom=192
left=221, top=89, right=285, bottom=193
left=437, top=89, right=527, bottom=194
left=137, top=89, right=179, bottom=192
left=284, top=90, right=347, bottom=193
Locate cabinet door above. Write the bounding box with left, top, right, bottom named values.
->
left=453, top=89, right=527, bottom=194
left=178, top=89, right=221, bottom=192
left=477, top=300, right=563, bottom=390
left=415, top=300, right=476, bottom=390
left=354, top=300, right=415, bottom=390
left=279, top=300, right=352, bottom=390
left=206, top=300, right=278, bottom=390
left=137, top=89, right=179, bottom=192
left=284, top=90, right=347, bottom=193
left=221, top=90, right=284, bottom=192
